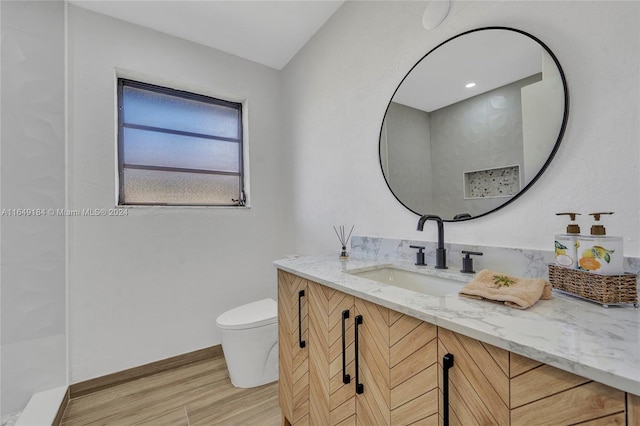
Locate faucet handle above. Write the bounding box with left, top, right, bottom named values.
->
left=461, top=250, right=483, bottom=274
left=409, top=245, right=426, bottom=266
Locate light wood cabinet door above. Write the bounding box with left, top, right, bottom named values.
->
left=509, top=352, right=626, bottom=425
left=628, top=393, right=640, bottom=426
left=278, top=270, right=310, bottom=425
left=355, top=297, right=439, bottom=425
left=308, top=281, right=356, bottom=425
left=438, top=329, right=629, bottom=426
left=438, top=327, right=510, bottom=426
left=306, top=282, right=438, bottom=426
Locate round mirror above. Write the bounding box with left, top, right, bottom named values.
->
left=380, top=27, right=568, bottom=221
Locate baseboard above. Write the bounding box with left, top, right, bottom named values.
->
left=68, top=344, right=223, bottom=399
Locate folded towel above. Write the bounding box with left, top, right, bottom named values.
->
left=459, top=269, right=552, bottom=309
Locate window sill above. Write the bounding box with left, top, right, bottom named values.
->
left=116, top=204, right=251, bottom=210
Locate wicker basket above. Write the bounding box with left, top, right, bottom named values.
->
left=548, top=264, right=638, bottom=307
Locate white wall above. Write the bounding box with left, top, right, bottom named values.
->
left=282, top=0, right=640, bottom=257
left=67, top=5, right=290, bottom=382
left=1, top=1, right=67, bottom=418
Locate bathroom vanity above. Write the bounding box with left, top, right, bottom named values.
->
left=275, top=255, right=640, bottom=425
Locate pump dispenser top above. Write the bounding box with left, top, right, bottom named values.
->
left=556, top=212, right=581, bottom=234
left=589, top=211, right=613, bottom=236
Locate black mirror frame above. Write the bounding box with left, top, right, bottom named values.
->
left=379, top=26, right=569, bottom=222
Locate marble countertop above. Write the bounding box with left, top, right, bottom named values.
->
left=274, top=254, right=640, bottom=395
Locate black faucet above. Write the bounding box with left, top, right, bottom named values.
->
left=417, top=215, right=447, bottom=269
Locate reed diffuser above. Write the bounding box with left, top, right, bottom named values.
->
left=333, top=225, right=354, bottom=259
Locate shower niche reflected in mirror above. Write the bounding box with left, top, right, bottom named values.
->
left=380, top=27, right=568, bottom=221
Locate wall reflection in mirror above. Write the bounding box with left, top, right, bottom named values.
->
left=380, top=27, right=568, bottom=221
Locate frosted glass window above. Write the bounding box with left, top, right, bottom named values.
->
left=118, top=79, right=245, bottom=206
left=123, top=86, right=240, bottom=139
left=123, top=169, right=239, bottom=205
left=123, top=128, right=240, bottom=173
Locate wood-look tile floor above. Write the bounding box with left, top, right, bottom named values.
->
left=60, top=354, right=281, bottom=425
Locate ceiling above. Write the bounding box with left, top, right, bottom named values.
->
left=393, top=29, right=544, bottom=112
left=68, top=0, right=345, bottom=70
left=68, top=3, right=546, bottom=110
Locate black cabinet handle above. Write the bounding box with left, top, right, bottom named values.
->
left=442, top=353, right=455, bottom=426
left=298, top=290, right=306, bottom=348
left=341, top=310, right=351, bottom=384
left=355, top=314, right=364, bottom=394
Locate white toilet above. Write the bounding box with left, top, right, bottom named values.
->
left=215, top=298, right=278, bottom=388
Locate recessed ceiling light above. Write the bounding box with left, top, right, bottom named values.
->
left=465, top=82, right=476, bottom=88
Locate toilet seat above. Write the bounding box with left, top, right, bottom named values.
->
left=216, top=298, right=277, bottom=330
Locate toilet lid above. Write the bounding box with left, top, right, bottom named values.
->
left=216, top=298, right=277, bottom=330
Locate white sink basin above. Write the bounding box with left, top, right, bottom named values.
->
left=348, top=266, right=467, bottom=297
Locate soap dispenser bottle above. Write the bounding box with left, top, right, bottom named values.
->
left=554, top=212, right=581, bottom=269
left=576, top=212, right=624, bottom=275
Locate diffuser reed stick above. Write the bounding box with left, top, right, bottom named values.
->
left=333, top=225, right=354, bottom=258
